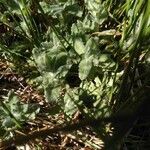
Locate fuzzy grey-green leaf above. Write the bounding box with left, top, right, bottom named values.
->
left=79, top=56, right=93, bottom=80
left=74, top=38, right=85, bottom=55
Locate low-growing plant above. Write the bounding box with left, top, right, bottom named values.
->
left=0, top=0, right=150, bottom=149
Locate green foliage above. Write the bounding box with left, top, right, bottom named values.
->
left=0, top=0, right=119, bottom=143
left=0, top=0, right=150, bottom=149
left=0, top=91, right=40, bottom=139
left=84, top=0, right=108, bottom=24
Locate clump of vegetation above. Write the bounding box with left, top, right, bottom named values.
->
left=0, top=0, right=150, bottom=149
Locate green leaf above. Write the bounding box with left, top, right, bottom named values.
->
left=79, top=56, right=93, bottom=80
left=40, top=2, right=64, bottom=15
left=2, top=117, right=15, bottom=128
left=34, top=52, right=50, bottom=72
left=85, top=38, right=99, bottom=56
left=53, top=52, right=67, bottom=71
left=1, top=91, right=40, bottom=129
left=45, top=85, right=62, bottom=102
left=63, top=3, right=83, bottom=17
left=33, top=42, right=68, bottom=73
left=71, top=17, right=96, bottom=35
left=64, top=88, right=80, bottom=116
left=99, top=54, right=109, bottom=62
left=74, top=38, right=85, bottom=55
left=85, top=0, right=108, bottom=24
